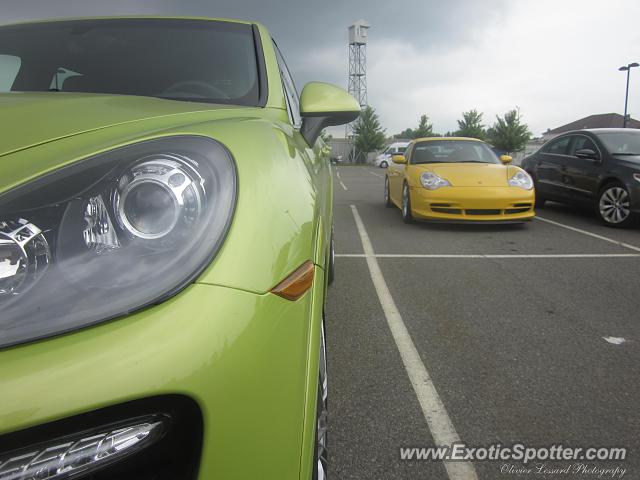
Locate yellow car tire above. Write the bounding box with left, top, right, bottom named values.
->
left=402, top=183, right=414, bottom=224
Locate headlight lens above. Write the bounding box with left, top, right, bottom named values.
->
left=420, top=172, right=450, bottom=190
left=0, top=136, right=236, bottom=349
left=508, top=170, right=534, bottom=190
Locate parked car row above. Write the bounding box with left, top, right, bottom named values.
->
left=381, top=130, right=640, bottom=228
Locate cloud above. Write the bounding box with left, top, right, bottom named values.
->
left=350, top=0, right=640, bottom=136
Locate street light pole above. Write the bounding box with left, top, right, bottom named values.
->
left=619, top=62, right=639, bottom=128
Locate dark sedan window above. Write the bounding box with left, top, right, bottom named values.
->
left=570, top=136, right=598, bottom=157
left=597, top=132, right=640, bottom=156
left=543, top=136, right=571, bottom=155
left=0, top=19, right=261, bottom=106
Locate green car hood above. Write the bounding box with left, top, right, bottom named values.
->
left=0, top=92, right=320, bottom=296
left=0, top=92, right=243, bottom=158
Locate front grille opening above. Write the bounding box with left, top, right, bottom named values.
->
left=465, top=209, right=501, bottom=215
left=513, top=203, right=532, bottom=207
left=431, top=208, right=462, bottom=214
left=0, top=395, right=203, bottom=480
left=505, top=208, right=531, bottom=214
left=430, top=203, right=451, bottom=207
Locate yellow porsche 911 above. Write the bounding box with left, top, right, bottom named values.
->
left=384, top=137, right=536, bottom=223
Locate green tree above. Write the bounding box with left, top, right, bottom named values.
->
left=486, top=108, right=531, bottom=153
left=396, top=128, right=414, bottom=139
left=396, top=114, right=436, bottom=139
left=353, top=106, right=386, bottom=163
left=413, top=114, right=435, bottom=138
left=456, top=109, right=485, bottom=139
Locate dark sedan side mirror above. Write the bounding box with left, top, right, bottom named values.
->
left=575, top=148, right=598, bottom=160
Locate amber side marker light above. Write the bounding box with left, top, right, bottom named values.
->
left=271, top=261, right=315, bottom=301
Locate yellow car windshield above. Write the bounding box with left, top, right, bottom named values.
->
left=412, top=140, right=500, bottom=164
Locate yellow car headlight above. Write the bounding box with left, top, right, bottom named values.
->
left=508, top=170, right=534, bottom=190
left=420, top=172, right=450, bottom=190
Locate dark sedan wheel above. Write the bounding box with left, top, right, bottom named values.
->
left=402, top=183, right=413, bottom=223
left=529, top=173, right=546, bottom=208
left=535, top=191, right=547, bottom=208
left=313, top=319, right=328, bottom=480
left=384, top=176, right=393, bottom=208
left=597, top=183, right=634, bottom=227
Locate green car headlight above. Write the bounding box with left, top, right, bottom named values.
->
left=0, top=136, right=237, bottom=349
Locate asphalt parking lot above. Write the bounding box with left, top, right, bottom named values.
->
left=326, top=166, right=639, bottom=480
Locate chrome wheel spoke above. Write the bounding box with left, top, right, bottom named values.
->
left=604, top=190, right=616, bottom=203
left=600, top=187, right=631, bottom=224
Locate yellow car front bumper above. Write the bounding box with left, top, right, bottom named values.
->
left=410, top=185, right=536, bottom=222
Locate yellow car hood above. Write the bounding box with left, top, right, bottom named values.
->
left=413, top=163, right=514, bottom=187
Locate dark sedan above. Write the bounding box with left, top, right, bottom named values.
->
left=522, top=128, right=640, bottom=227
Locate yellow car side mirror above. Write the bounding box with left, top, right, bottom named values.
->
left=500, top=155, right=513, bottom=164
left=391, top=154, right=407, bottom=164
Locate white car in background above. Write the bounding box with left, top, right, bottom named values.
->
left=373, top=141, right=409, bottom=168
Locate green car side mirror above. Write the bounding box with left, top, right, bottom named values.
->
left=299, top=82, right=360, bottom=146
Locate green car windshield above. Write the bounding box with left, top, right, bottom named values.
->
left=411, top=140, right=500, bottom=164
left=0, top=18, right=262, bottom=106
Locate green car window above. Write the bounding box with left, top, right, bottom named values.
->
left=0, top=54, right=20, bottom=90
left=0, top=18, right=262, bottom=106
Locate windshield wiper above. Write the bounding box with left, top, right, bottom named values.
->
left=413, top=161, right=452, bottom=164
left=612, top=152, right=640, bottom=156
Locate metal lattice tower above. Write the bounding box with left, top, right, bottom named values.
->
left=346, top=20, right=370, bottom=138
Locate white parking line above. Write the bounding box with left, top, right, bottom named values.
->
left=535, top=216, right=640, bottom=252
left=334, top=170, right=348, bottom=190
left=350, top=205, right=478, bottom=480
left=336, top=253, right=640, bottom=258
left=369, top=171, right=384, bottom=178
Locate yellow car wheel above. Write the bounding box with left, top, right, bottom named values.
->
left=402, top=183, right=414, bottom=224
left=384, top=176, right=393, bottom=208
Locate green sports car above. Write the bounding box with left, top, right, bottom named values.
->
left=0, top=17, right=359, bottom=480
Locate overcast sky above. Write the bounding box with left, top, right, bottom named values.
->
left=3, top=0, right=640, bottom=137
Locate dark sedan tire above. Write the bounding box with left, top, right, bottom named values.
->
left=384, top=176, right=393, bottom=208
left=596, top=182, right=635, bottom=228
left=529, top=173, right=546, bottom=208
left=535, top=190, right=547, bottom=208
